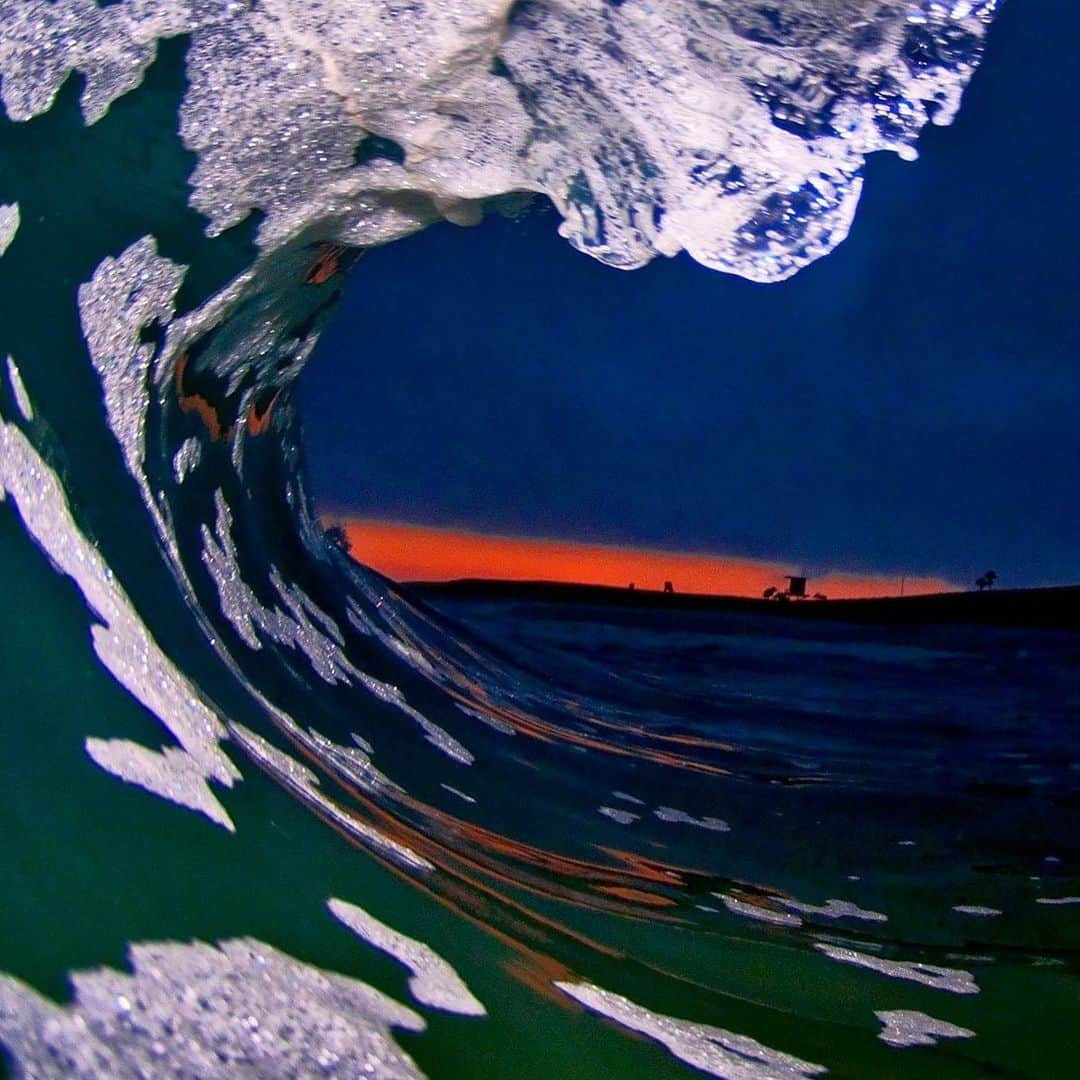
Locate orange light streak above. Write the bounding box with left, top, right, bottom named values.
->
left=333, top=518, right=957, bottom=600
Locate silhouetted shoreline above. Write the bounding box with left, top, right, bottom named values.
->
left=408, top=579, right=1080, bottom=631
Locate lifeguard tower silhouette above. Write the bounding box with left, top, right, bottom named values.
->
left=764, top=573, right=825, bottom=601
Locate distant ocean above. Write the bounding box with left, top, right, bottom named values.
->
left=0, top=3, right=1077, bottom=1079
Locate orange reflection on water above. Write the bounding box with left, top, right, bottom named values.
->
left=335, top=518, right=956, bottom=599
left=175, top=353, right=228, bottom=441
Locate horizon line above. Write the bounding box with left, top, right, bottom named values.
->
left=326, top=516, right=961, bottom=600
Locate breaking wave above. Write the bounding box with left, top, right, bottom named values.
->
left=2, top=2, right=1078, bottom=1078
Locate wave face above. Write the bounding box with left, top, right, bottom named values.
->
left=2, top=2, right=1078, bottom=1079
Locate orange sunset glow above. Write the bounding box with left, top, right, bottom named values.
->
left=334, top=519, right=958, bottom=600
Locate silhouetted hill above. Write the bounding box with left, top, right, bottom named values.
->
left=408, top=579, right=1080, bottom=631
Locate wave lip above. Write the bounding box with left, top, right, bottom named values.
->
left=2, top=1, right=999, bottom=282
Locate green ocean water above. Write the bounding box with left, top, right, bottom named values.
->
left=0, top=19, right=1077, bottom=1080
left=3, top=492, right=1078, bottom=1078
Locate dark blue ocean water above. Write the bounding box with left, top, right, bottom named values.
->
left=433, top=594, right=1080, bottom=858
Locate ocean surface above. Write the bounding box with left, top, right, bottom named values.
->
left=0, top=2, right=1078, bottom=1078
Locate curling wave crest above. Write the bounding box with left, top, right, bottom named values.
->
left=2, top=0, right=997, bottom=281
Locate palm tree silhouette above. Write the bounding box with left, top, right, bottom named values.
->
left=984, top=570, right=998, bottom=590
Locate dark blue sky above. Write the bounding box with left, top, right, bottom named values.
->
left=299, top=0, right=1080, bottom=588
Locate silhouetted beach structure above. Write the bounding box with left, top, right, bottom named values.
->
left=764, top=574, right=823, bottom=601
left=663, top=581, right=674, bottom=594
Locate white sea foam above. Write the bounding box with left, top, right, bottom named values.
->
left=0, top=420, right=238, bottom=830
left=455, top=701, right=516, bottom=736
left=370, top=686, right=474, bottom=766
left=952, top=905, right=1002, bottom=917
left=84, top=740, right=235, bottom=830
left=814, top=943, right=979, bottom=995
left=202, top=488, right=474, bottom=764
left=0, top=937, right=424, bottom=1078
left=229, top=722, right=433, bottom=873
left=1035, top=896, right=1080, bottom=906
left=201, top=488, right=359, bottom=683
left=303, top=727, right=403, bottom=797
left=0, top=1, right=196, bottom=124
left=5, top=356, right=32, bottom=421
left=78, top=237, right=187, bottom=489
left=0, top=0, right=998, bottom=282
left=717, top=895, right=803, bottom=929
left=656, top=806, right=731, bottom=832
left=0, top=203, right=18, bottom=256
left=776, top=897, right=887, bottom=923
left=77, top=236, right=195, bottom=580
left=599, top=806, right=640, bottom=825
left=875, top=1009, right=975, bottom=1048
left=441, top=783, right=476, bottom=804
left=329, top=897, right=486, bottom=1017
left=555, top=982, right=826, bottom=1079
left=172, top=437, right=201, bottom=483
